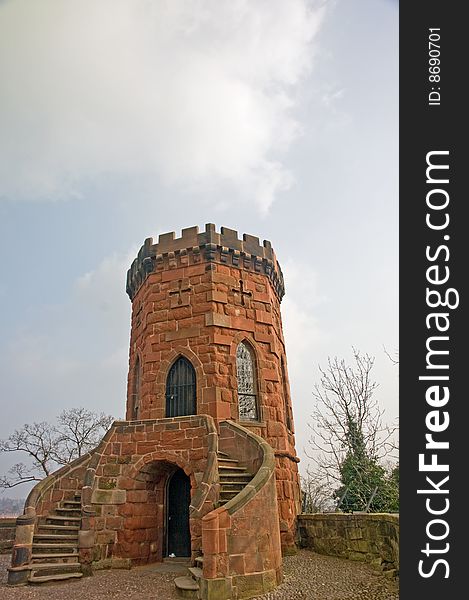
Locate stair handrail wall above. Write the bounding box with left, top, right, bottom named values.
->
left=189, top=414, right=219, bottom=517
left=25, top=451, right=95, bottom=517
left=200, top=420, right=282, bottom=599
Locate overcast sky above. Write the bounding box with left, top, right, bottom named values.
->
left=0, top=0, right=398, bottom=498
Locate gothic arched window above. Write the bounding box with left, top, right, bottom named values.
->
left=166, top=357, right=196, bottom=417
left=131, top=356, right=141, bottom=420
left=236, top=342, right=259, bottom=421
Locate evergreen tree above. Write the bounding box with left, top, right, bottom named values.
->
left=308, top=350, right=398, bottom=512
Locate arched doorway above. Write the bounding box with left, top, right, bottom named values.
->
left=166, top=468, right=191, bottom=557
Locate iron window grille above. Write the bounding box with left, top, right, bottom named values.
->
left=166, top=356, right=197, bottom=417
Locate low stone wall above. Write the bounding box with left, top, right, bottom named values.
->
left=298, top=513, right=399, bottom=574
left=0, top=519, right=16, bottom=553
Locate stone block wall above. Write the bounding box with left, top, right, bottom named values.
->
left=298, top=513, right=399, bottom=572
left=274, top=455, right=301, bottom=551
left=81, top=416, right=219, bottom=568
left=0, top=519, right=16, bottom=553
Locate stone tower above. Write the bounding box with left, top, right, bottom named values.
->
left=9, top=224, right=301, bottom=599
left=126, top=224, right=301, bottom=547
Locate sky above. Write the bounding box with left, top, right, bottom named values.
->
left=0, top=0, right=398, bottom=498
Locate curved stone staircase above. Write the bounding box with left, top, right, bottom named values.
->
left=218, top=451, right=253, bottom=507
left=29, top=492, right=83, bottom=584
left=174, top=450, right=253, bottom=598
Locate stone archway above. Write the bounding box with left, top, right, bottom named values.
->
left=117, top=460, right=186, bottom=565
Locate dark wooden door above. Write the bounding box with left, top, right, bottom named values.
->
left=167, top=469, right=191, bottom=557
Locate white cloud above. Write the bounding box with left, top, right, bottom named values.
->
left=0, top=251, right=134, bottom=421
left=281, top=259, right=326, bottom=379
left=0, top=0, right=324, bottom=212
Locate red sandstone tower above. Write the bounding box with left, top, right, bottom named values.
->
left=9, top=224, right=301, bottom=599
left=126, top=223, right=301, bottom=546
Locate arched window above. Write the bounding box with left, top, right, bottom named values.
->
left=281, top=357, right=292, bottom=431
left=236, top=342, right=259, bottom=421
left=131, top=356, right=141, bottom=419
left=166, top=357, right=196, bottom=417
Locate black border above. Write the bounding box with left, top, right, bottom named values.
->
left=400, top=3, right=465, bottom=596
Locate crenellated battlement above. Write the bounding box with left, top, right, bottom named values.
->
left=126, top=223, right=285, bottom=301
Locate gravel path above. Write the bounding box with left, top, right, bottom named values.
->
left=0, top=552, right=398, bottom=599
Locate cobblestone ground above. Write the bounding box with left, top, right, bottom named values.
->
left=0, top=551, right=398, bottom=600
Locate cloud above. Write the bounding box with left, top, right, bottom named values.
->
left=281, top=259, right=325, bottom=380
left=0, top=251, right=134, bottom=421
left=0, top=0, right=324, bottom=212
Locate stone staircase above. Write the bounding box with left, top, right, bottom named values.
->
left=28, top=492, right=83, bottom=584
left=174, top=451, right=253, bottom=598
left=217, top=451, right=253, bottom=507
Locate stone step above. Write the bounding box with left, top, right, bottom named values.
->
left=29, top=572, right=83, bottom=584
left=174, top=575, right=199, bottom=598
left=32, top=544, right=78, bottom=553
left=219, top=476, right=252, bottom=484
left=220, top=486, right=242, bottom=493
left=55, top=507, right=82, bottom=516
left=220, top=481, right=245, bottom=488
left=30, top=561, right=81, bottom=575
left=31, top=553, right=79, bottom=563
left=220, top=479, right=251, bottom=492
left=218, top=465, right=247, bottom=472
left=194, top=556, right=204, bottom=567
left=38, top=524, right=80, bottom=532
left=34, top=534, right=78, bottom=541
left=188, top=566, right=203, bottom=581
left=220, top=491, right=240, bottom=498
left=36, top=530, right=79, bottom=538
left=62, top=500, right=81, bottom=507
left=45, top=516, right=81, bottom=527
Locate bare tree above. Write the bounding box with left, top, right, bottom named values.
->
left=52, top=408, right=114, bottom=465
left=0, top=408, right=114, bottom=490
left=300, top=472, right=335, bottom=513
left=383, top=345, right=399, bottom=366
left=0, top=422, right=56, bottom=488
left=307, top=349, right=398, bottom=509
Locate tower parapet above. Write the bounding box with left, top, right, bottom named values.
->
left=126, top=223, right=285, bottom=302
